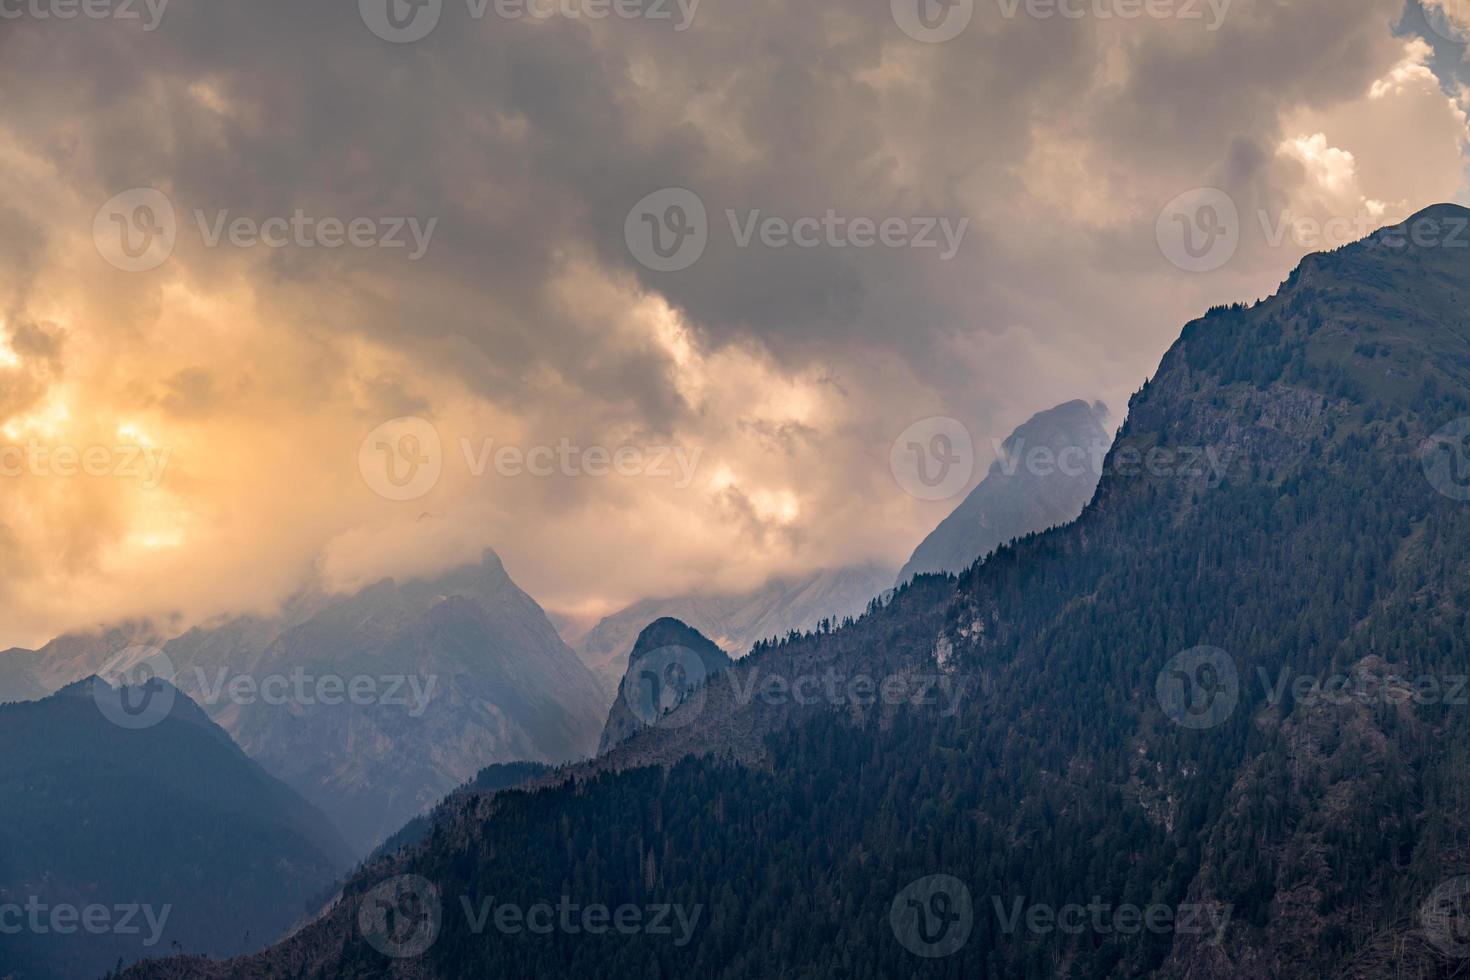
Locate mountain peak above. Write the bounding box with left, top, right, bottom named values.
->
left=632, top=617, right=725, bottom=655
left=1351, top=202, right=1470, bottom=254
left=1, top=674, right=349, bottom=977
left=898, top=397, right=1113, bottom=583
left=55, top=674, right=225, bottom=736
left=597, top=619, right=733, bottom=754
left=574, top=563, right=897, bottom=690
left=52, top=676, right=99, bottom=698
left=1401, top=201, right=1470, bottom=222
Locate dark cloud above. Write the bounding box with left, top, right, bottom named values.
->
left=0, top=0, right=1462, bottom=642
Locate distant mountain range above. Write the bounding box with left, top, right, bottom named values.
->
left=125, top=204, right=1470, bottom=979
left=574, top=399, right=1113, bottom=695
left=896, top=398, right=1113, bottom=584
left=1, top=622, right=164, bottom=706
left=0, top=399, right=1116, bottom=871
left=0, top=551, right=607, bottom=857
left=0, top=680, right=349, bottom=980
left=167, top=551, right=607, bottom=854
left=573, top=563, right=895, bottom=690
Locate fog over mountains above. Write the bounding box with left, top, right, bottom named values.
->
left=169, top=551, right=609, bottom=854
left=5, top=0, right=1468, bottom=974
left=573, top=400, right=1116, bottom=692
left=0, top=367, right=1111, bottom=867
left=0, top=387, right=1201, bottom=977
left=571, top=563, right=895, bottom=691
left=0, top=552, right=607, bottom=856
left=0, top=396, right=1119, bottom=869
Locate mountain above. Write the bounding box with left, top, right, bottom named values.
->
left=122, top=204, right=1470, bottom=979
left=162, top=551, right=609, bottom=855
left=0, top=680, right=349, bottom=980
left=597, top=618, right=734, bottom=754
left=574, top=562, right=894, bottom=691
left=0, top=647, right=46, bottom=704
left=895, top=398, right=1113, bottom=584
left=5, top=551, right=608, bottom=858
left=0, top=622, right=165, bottom=705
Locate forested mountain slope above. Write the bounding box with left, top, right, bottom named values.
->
left=0, top=682, right=349, bottom=980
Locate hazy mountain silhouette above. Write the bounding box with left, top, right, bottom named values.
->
left=574, top=563, right=894, bottom=691
left=161, top=551, right=607, bottom=855
left=896, top=398, right=1113, bottom=584
left=3, top=551, right=607, bottom=857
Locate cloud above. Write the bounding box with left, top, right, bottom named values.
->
left=0, top=0, right=1464, bottom=645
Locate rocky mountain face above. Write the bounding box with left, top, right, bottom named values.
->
left=574, top=562, right=894, bottom=691
left=122, top=204, right=1470, bottom=979
left=0, top=681, right=349, bottom=980
left=597, top=618, right=734, bottom=754
left=896, top=398, right=1113, bottom=584
left=2, top=551, right=608, bottom=857
left=168, top=552, right=608, bottom=855
left=0, top=621, right=165, bottom=705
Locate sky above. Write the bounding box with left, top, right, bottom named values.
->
left=0, top=0, right=1467, bottom=647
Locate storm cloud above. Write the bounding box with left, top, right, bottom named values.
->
left=0, top=0, right=1464, bottom=644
